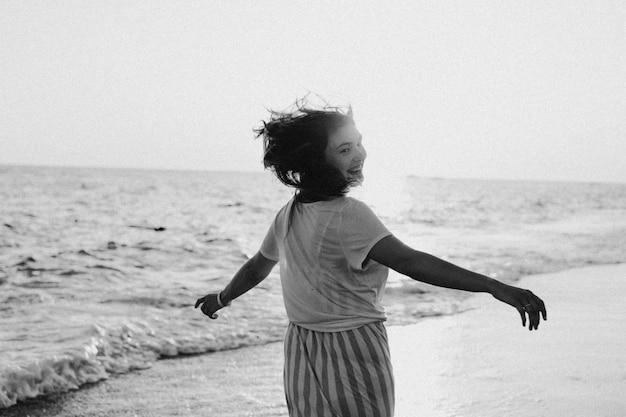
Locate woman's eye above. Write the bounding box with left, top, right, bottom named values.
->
left=340, top=148, right=350, bottom=154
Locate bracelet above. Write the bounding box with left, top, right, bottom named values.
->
left=217, top=292, right=231, bottom=308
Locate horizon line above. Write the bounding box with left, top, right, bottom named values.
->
left=2, top=162, right=624, bottom=186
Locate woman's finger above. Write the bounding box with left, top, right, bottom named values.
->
left=194, top=296, right=206, bottom=308
left=522, top=304, right=533, bottom=329
left=522, top=299, right=542, bottom=330
left=517, top=306, right=527, bottom=327
left=532, top=310, right=541, bottom=330
left=527, top=293, right=547, bottom=329
left=535, top=296, right=547, bottom=321
left=527, top=310, right=536, bottom=330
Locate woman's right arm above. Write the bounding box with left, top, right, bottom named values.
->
left=195, top=251, right=277, bottom=319
left=368, top=235, right=547, bottom=330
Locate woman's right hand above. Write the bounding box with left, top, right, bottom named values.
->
left=194, top=293, right=223, bottom=319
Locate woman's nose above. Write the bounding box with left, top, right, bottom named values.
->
left=357, top=145, right=367, bottom=161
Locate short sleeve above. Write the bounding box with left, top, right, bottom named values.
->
left=259, top=219, right=280, bottom=261
left=339, top=199, right=392, bottom=270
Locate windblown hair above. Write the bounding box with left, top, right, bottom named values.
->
left=254, top=101, right=355, bottom=203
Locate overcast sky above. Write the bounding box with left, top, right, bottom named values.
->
left=1, top=1, right=625, bottom=183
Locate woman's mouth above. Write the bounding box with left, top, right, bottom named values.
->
left=347, top=165, right=363, bottom=177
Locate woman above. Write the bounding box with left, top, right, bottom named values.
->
left=195, top=102, right=547, bottom=417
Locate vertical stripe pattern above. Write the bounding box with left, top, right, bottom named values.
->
left=284, top=322, right=395, bottom=417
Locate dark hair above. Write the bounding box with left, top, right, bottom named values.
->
left=254, top=100, right=355, bottom=203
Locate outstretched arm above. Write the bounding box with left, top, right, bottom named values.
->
left=195, top=251, right=277, bottom=319
left=368, top=235, right=547, bottom=330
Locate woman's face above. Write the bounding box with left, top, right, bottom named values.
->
left=324, top=123, right=367, bottom=184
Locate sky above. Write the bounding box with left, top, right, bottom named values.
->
left=1, top=1, right=625, bottom=183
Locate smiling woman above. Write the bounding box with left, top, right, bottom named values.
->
left=194, top=98, right=547, bottom=417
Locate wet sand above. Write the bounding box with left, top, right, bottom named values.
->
left=5, top=264, right=625, bottom=417
left=391, top=263, right=626, bottom=417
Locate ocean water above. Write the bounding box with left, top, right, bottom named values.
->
left=1, top=165, right=625, bottom=408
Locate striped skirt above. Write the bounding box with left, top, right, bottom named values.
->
left=284, top=322, right=395, bottom=417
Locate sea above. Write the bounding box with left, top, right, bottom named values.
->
left=1, top=165, right=625, bottom=409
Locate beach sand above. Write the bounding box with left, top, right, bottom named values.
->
left=5, top=264, right=625, bottom=417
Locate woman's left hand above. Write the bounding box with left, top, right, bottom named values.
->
left=491, top=283, right=547, bottom=330
left=194, top=293, right=222, bottom=319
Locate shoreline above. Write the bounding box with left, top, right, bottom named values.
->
left=4, top=263, right=626, bottom=417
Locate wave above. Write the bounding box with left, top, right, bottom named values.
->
left=0, top=318, right=284, bottom=409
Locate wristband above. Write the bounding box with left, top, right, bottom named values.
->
left=217, top=292, right=231, bottom=308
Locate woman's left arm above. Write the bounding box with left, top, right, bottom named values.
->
left=368, top=235, right=547, bottom=330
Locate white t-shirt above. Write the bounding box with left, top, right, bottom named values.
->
left=260, top=196, right=392, bottom=332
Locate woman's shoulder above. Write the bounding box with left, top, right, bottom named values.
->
left=331, top=196, right=378, bottom=219
left=341, top=196, right=373, bottom=211
left=336, top=196, right=389, bottom=236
